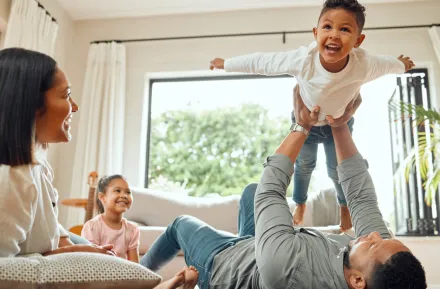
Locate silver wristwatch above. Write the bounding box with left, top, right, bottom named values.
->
left=290, top=123, right=309, bottom=136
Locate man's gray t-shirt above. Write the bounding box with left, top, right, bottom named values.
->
left=209, top=153, right=391, bottom=289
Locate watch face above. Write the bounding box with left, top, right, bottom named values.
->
left=291, top=123, right=301, bottom=131
left=290, top=123, right=296, bottom=131
left=290, top=123, right=308, bottom=136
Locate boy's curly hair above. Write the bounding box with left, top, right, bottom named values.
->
left=319, top=0, right=366, bottom=32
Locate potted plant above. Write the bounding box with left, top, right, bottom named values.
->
left=396, top=102, right=440, bottom=206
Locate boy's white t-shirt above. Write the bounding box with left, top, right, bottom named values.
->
left=224, top=41, right=405, bottom=126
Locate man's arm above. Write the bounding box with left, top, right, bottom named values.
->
left=332, top=125, right=391, bottom=239
left=254, top=145, right=302, bottom=289
left=254, top=96, right=319, bottom=289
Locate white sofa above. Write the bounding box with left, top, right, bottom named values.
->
left=124, top=186, right=346, bottom=280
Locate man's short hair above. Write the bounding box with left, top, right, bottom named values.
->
left=319, top=0, right=366, bottom=32
left=370, top=251, right=426, bottom=289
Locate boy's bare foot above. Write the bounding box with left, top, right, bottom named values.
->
left=182, top=266, right=199, bottom=289
left=293, top=204, right=306, bottom=225
left=339, top=206, right=353, bottom=232
left=154, top=269, right=185, bottom=289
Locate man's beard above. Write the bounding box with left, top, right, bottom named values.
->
left=343, top=243, right=352, bottom=268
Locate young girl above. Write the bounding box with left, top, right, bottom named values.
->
left=82, top=175, right=200, bottom=289
left=82, top=174, right=140, bottom=262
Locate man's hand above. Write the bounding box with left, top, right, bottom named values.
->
left=326, top=95, right=362, bottom=127
left=397, top=55, right=415, bottom=72
left=293, top=85, right=320, bottom=131
left=209, top=58, right=225, bottom=70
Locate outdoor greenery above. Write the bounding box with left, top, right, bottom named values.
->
left=148, top=103, right=292, bottom=197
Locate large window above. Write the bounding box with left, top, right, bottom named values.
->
left=146, top=75, right=296, bottom=197
left=146, top=74, right=400, bottom=222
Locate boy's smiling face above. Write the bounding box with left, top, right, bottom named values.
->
left=313, top=8, right=366, bottom=72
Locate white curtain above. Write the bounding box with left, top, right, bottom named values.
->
left=429, top=25, right=440, bottom=65
left=70, top=42, right=126, bottom=222
left=4, top=0, right=58, bottom=56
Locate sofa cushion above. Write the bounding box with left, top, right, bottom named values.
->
left=126, top=187, right=342, bottom=228
left=138, top=226, right=180, bottom=255
left=126, top=188, right=241, bottom=234
left=0, top=253, right=161, bottom=289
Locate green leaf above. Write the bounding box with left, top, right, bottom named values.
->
left=425, top=167, right=440, bottom=206
left=392, top=101, right=440, bottom=206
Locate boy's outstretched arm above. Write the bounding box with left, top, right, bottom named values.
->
left=209, top=58, right=225, bottom=70
left=365, top=54, right=414, bottom=83
left=397, top=55, right=415, bottom=72
left=209, top=46, right=308, bottom=76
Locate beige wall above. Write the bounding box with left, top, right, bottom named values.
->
left=0, top=0, right=11, bottom=45
left=0, top=0, right=10, bottom=22
left=399, top=237, right=440, bottom=286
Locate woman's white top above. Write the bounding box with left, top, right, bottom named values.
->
left=0, top=155, right=69, bottom=257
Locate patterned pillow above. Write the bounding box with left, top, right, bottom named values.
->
left=0, top=253, right=161, bottom=288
